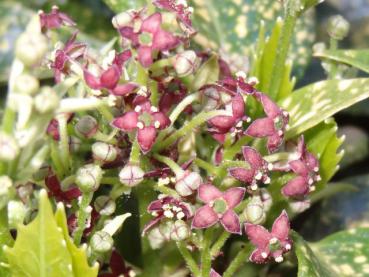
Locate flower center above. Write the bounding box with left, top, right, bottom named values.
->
left=269, top=237, right=281, bottom=252
left=139, top=32, right=153, bottom=46
left=213, top=199, right=227, bottom=214
left=274, top=116, right=284, bottom=130
left=139, top=112, right=153, bottom=127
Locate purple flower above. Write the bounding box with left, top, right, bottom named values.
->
left=245, top=92, right=289, bottom=153
left=99, top=250, right=135, bottom=277
left=282, top=137, right=320, bottom=197
left=112, top=96, right=171, bottom=153
left=192, top=183, right=245, bottom=234
left=51, top=32, right=86, bottom=83
left=84, top=50, right=138, bottom=96
left=39, top=6, right=76, bottom=33
left=245, top=210, right=292, bottom=264
left=142, top=196, right=193, bottom=234
left=119, top=12, right=180, bottom=67
left=45, top=171, right=81, bottom=203
left=228, top=146, right=272, bottom=191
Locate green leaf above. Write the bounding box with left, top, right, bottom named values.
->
left=55, top=203, right=99, bottom=277
left=103, top=0, right=146, bottom=13
left=293, top=228, right=369, bottom=277
left=314, top=49, right=369, bottom=74
left=192, top=54, right=219, bottom=91
left=280, top=78, right=369, bottom=138
left=0, top=209, right=13, bottom=277
left=4, top=190, right=73, bottom=277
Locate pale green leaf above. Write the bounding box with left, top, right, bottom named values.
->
left=192, top=54, right=219, bottom=91
left=4, top=190, right=73, bottom=277
left=280, top=78, right=369, bottom=138
left=55, top=204, right=99, bottom=277
left=0, top=209, right=13, bottom=277
left=314, top=49, right=369, bottom=74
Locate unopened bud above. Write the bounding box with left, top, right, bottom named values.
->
left=0, top=176, right=14, bottom=210
left=289, top=199, right=311, bottom=213
left=169, top=220, right=190, bottom=241
left=14, top=74, right=40, bottom=95
left=92, top=142, right=118, bottom=163
left=94, top=196, right=116, bottom=216
left=260, top=188, right=273, bottom=212
left=174, top=50, right=199, bottom=77
left=75, top=115, right=98, bottom=138
left=175, top=171, right=202, bottom=196
left=327, top=15, right=350, bottom=40
left=243, top=197, right=266, bottom=224
left=15, top=32, right=48, bottom=67
left=112, top=10, right=134, bottom=29
left=90, top=231, right=113, bottom=253
left=0, top=132, right=19, bottom=161
left=148, top=227, right=166, bottom=249
left=34, top=86, right=60, bottom=113
left=75, top=164, right=103, bottom=193
left=119, top=164, right=144, bottom=187
left=8, top=200, right=26, bottom=228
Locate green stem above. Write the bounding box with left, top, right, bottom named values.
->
left=97, top=105, right=114, bottom=122
left=73, top=192, right=93, bottom=245
left=177, top=242, right=201, bottom=277
left=129, top=139, right=141, bottom=164
left=268, top=9, right=298, bottom=99
left=57, top=114, right=71, bottom=174
left=210, top=231, right=230, bottom=257
left=223, top=136, right=252, bottom=160
left=194, top=158, right=220, bottom=176
left=93, top=130, right=118, bottom=144
left=153, top=154, right=184, bottom=176
left=264, top=152, right=293, bottom=163
left=169, top=93, right=200, bottom=124
left=50, top=139, right=66, bottom=179
left=201, top=228, right=214, bottom=277
left=154, top=184, right=179, bottom=197
left=223, top=245, right=252, bottom=277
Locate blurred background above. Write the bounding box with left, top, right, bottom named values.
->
left=0, top=0, right=369, bottom=242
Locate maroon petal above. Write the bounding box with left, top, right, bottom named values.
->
left=147, top=199, right=163, bottom=212
left=282, top=176, right=309, bottom=197
left=245, top=118, right=275, bottom=138
left=64, top=187, right=82, bottom=201
left=192, top=205, right=218, bottom=229
left=242, top=146, right=264, bottom=169
left=141, top=13, right=162, bottom=34
left=111, top=111, right=138, bottom=131
left=209, top=115, right=235, bottom=132
left=220, top=209, right=241, bottom=234
left=244, top=223, right=271, bottom=248
left=137, top=45, right=154, bottom=67
left=210, top=269, right=222, bottom=277
left=223, top=187, right=246, bottom=208
left=100, top=65, right=120, bottom=89
left=305, top=152, right=319, bottom=172
left=289, top=160, right=309, bottom=176
left=113, top=50, right=132, bottom=69
left=211, top=133, right=226, bottom=144
left=153, top=29, right=179, bottom=51
left=152, top=112, right=171, bottom=129
left=198, top=183, right=222, bottom=203
left=84, top=70, right=101, bottom=90
left=271, top=210, right=290, bottom=241
left=110, top=250, right=126, bottom=275
left=111, top=83, right=138, bottom=96
left=249, top=248, right=269, bottom=264
left=137, top=126, right=157, bottom=153
left=228, top=168, right=255, bottom=184
left=257, top=92, right=281, bottom=118
left=142, top=216, right=163, bottom=234
left=267, top=133, right=283, bottom=153
left=231, top=94, right=245, bottom=119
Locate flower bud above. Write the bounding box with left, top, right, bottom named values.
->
left=75, top=164, right=103, bottom=193
left=34, top=86, right=60, bottom=113
left=8, top=200, right=26, bottom=228
left=15, top=32, right=48, bottom=67
left=243, top=197, right=266, bottom=224
left=75, top=115, right=98, bottom=138
left=119, top=164, right=144, bottom=187
left=14, top=74, right=40, bottom=95
left=175, top=171, right=202, bottom=196
left=260, top=188, right=272, bottom=212
left=0, top=176, right=14, bottom=210
left=173, top=50, right=199, bottom=77
left=92, top=142, right=118, bottom=163
left=90, top=231, right=114, bottom=253
left=94, top=196, right=116, bottom=216
left=327, top=15, right=350, bottom=40
left=112, top=10, right=134, bottom=29
left=289, top=199, right=311, bottom=213
left=0, top=132, right=19, bottom=161
left=148, top=227, right=166, bottom=249
left=169, top=220, right=191, bottom=241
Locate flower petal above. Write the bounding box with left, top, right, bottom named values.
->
left=137, top=126, right=157, bottom=153
left=152, top=112, right=171, bottom=129
left=111, top=83, right=138, bottom=96
left=153, top=29, right=179, bottom=51
left=208, top=115, right=235, bottom=132
left=271, top=210, right=290, bottom=241
left=223, top=187, right=246, bottom=208
left=242, top=146, right=264, bottom=169
left=111, top=111, right=138, bottom=131
left=138, top=45, right=154, bottom=67
left=249, top=248, right=269, bottom=264
left=267, top=133, right=283, bottom=153
left=141, top=13, right=162, bottom=34
left=110, top=250, right=127, bottom=275
left=244, top=223, right=271, bottom=248
left=198, top=183, right=222, bottom=203
left=191, top=205, right=218, bottom=229
left=83, top=70, right=101, bottom=90
left=257, top=92, right=281, bottom=118
left=231, top=93, right=245, bottom=119
left=282, top=176, right=309, bottom=197
left=228, top=167, right=255, bottom=184
left=100, top=65, right=120, bottom=89
left=245, top=118, right=275, bottom=138
left=210, top=269, right=222, bottom=277
left=147, top=199, right=163, bottom=212
left=220, top=209, right=241, bottom=234
left=289, top=160, right=309, bottom=176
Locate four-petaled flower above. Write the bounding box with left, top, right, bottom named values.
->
left=112, top=96, right=171, bottom=152
left=245, top=210, right=292, bottom=264
left=39, top=5, right=76, bottom=33
left=84, top=50, right=138, bottom=96
left=229, top=146, right=272, bottom=191
left=143, top=195, right=193, bottom=234
left=192, top=183, right=245, bottom=234
left=245, top=92, right=289, bottom=153
left=119, top=12, right=180, bottom=67
left=282, top=137, right=320, bottom=197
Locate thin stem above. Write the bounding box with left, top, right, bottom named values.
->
left=169, top=93, right=200, bottom=124
left=200, top=228, right=214, bottom=277
left=57, top=114, right=71, bottom=174
left=223, top=136, right=252, bottom=161
left=210, top=231, right=230, bottom=257
left=153, top=154, right=184, bottom=176
left=223, top=245, right=252, bottom=277
left=194, top=158, right=220, bottom=176
left=93, top=130, right=118, bottom=144
left=73, top=192, right=93, bottom=245
left=97, top=105, right=114, bottom=122
left=264, top=152, right=294, bottom=163
left=154, top=184, right=179, bottom=197
left=129, top=139, right=141, bottom=164
left=50, top=139, right=66, bottom=179
left=177, top=242, right=201, bottom=277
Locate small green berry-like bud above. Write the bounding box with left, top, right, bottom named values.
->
left=90, top=231, right=114, bottom=253
left=169, top=220, right=191, bottom=241
left=75, top=164, right=103, bottom=193
left=327, top=15, right=350, bottom=40
left=14, top=74, right=40, bottom=95
left=173, top=50, right=199, bottom=77
left=243, top=197, right=266, bottom=224
left=15, top=32, right=48, bottom=67
left=148, top=227, right=166, bottom=249
left=112, top=10, right=134, bottom=29
left=175, top=171, right=202, bottom=196
left=8, top=200, right=26, bottom=229
left=0, top=176, right=14, bottom=210
left=75, top=115, right=98, bottom=138
left=0, top=132, right=19, bottom=161
left=119, top=164, right=144, bottom=187
left=94, top=196, right=116, bottom=216
left=34, top=86, right=60, bottom=113
left=92, top=142, right=118, bottom=163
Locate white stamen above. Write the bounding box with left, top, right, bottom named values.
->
left=267, top=163, right=274, bottom=171
left=134, top=106, right=142, bottom=112
left=309, top=185, right=316, bottom=192
left=151, top=211, right=158, bottom=216
left=158, top=177, right=170, bottom=186
left=235, top=71, right=247, bottom=79
left=136, top=122, right=144, bottom=129
left=308, top=178, right=314, bottom=185
left=282, top=111, right=289, bottom=117
left=164, top=210, right=174, bottom=218
left=278, top=130, right=284, bottom=136
left=275, top=256, right=284, bottom=263
left=250, top=184, right=258, bottom=191
left=315, top=175, right=322, bottom=181
left=177, top=211, right=185, bottom=219
left=314, top=167, right=319, bottom=172
left=261, top=252, right=268, bottom=259
left=269, top=237, right=278, bottom=244
left=236, top=121, right=243, bottom=128
left=274, top=117, right=280, bottom=123
left=154, top=120, right=161, bottom=129
left=246, top=117, right=251, bottom=123
left=285, top=243, right=291, bottom=250
left=187, top=6, right=194, bottom=13
left=162, top=204, right=171, bottom=210
left=151, top=106, right=158, bottom=113
left=264, top=177, right=271, bottom=184
left=208, top=201, right=214, bottom=208
left=248, top=76, right=259, bottom=85
left=170, top=177, right=177, bottom=183
left=255, top=172, right=262, bottom=180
